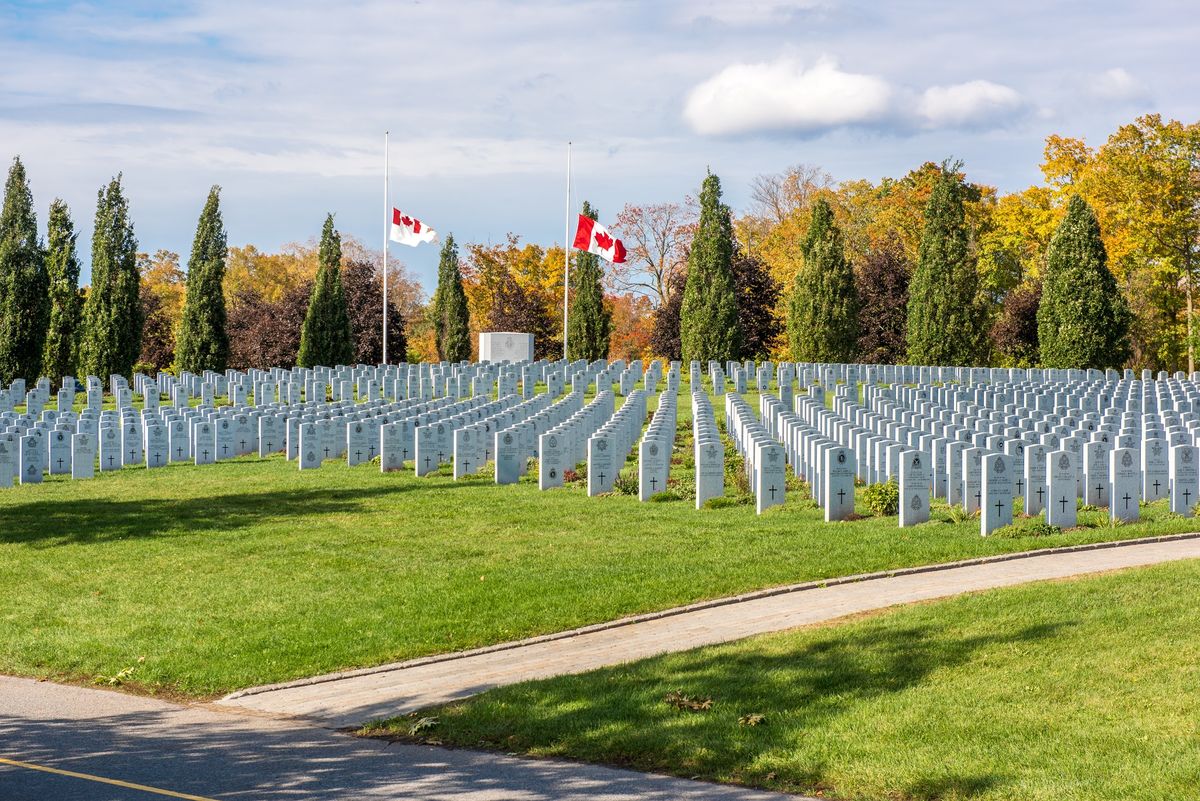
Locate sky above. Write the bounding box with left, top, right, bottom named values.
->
left=1, top=0, right=1197, bottom=294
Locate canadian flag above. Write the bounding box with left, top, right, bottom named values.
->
left=572, top=214, right=626, bottom=264
left=390, top=208, right=438, bottom=247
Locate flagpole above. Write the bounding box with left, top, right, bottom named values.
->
left=563, top=141, right=571, bottom=361
left=383, top=131, right=389, bottom=365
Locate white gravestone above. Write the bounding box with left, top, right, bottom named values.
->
left=1169, top=445, right=1199, bottom=516
left=694, top=439, right=724, bottom=509
left=71, top=433, right=96, bottom=479
left=1109, top=447, right=1140, bottom=523
left=1046, top=450, right=1077, bottom=529
left=587, top=434, right=617, bottom=496
left=495, top=429, right=522, bottom=485
left=755, top=442, right=787, bottom=515
left=824, top=446, right=856, bottom=522
left=981, top=453, right=1013, bottom=536
left=638, top=438, right=669, bottom=500
left=898, top=449, right=930, bottom=527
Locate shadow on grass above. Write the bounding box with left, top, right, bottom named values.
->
left=435, top=620, right=1075, bottom=799
left=2, top=483, right=467, bottom=548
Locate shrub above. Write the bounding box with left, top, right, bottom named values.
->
left=650, top=490, right=682, bottom=503
left=864, top=478, right=900, bottom=516
left=612, top=469, right=638, bottom=496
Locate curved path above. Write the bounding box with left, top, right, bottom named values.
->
left=220, top=532, right=1200, bottom=728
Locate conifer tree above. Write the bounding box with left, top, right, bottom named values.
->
left=176, top=186, right=229, bottom=373
left=297, top=214, right=353, bottom=368
left=432, top=234, right=471, bottom=363
left=0, top=157, right=49, bottom=384
left=79, top=175, right=141, bottom=378
left=787, top=198, right=858, bottom=361
left=906, top=166, right=985, bottom=365
left=567, top=200, right=612, bottom=361
left=42, top=199, right=81, bottom=381
left=1038, top=195, right=1131, bottom=369
left=680, top=171, right=741, bottom=363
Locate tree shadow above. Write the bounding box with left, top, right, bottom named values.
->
left=0, top=696, right=760, bottom=801
left=435, top=620, right=1075, bottom=798
left=0, top=484, right=459, bottom=548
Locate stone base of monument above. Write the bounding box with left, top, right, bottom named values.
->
left=478, top=332, right=533, bottom=363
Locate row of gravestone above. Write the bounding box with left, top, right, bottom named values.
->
left=737, top=372, right=1200, bottom=535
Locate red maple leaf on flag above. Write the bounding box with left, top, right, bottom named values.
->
left=401, top=215, right=413, bottom=227
left=594, top=231, right=614, bottom=250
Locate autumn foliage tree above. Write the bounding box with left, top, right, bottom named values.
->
left=855, top=240, right=910, bottom=364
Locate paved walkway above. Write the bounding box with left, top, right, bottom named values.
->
left=0, top=676, right=795, bottom=800
left=219, top=533, right=1200, bottom=728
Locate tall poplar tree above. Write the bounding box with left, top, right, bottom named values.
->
left=787, top=198, right=858, bottom=362
left=0, top=157, right=49, bottom=384
left=680, top=171, right=740, bottom=363
left=297, top=214, right=353, bottom=368
left=1038, top=195, right=1131, bottom=369
left=906, top=165, right=985, bottom=365
left=79, top=175, right=141, bottom=378
left=432, top=234, right=471, bottom=363
left=176, top=186, right=229, bottom=373
left=42, top=199, right=81, bottom=381
left=567, top=200, right=612, bottom=361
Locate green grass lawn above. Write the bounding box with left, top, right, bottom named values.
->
left=366, top=560, right=1200, bottom=801
left=2, top=445, right=1198, bottom=699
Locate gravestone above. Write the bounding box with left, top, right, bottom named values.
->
left=638, top=438, right=668, bottom=500
left=962, top=447, right=984, bottom=514
left=495, top=429, right=521, bottom=485
left=824, top=446, right=856, bottom=522
left=19, top=435, right=41, bottom=484
left=0, top=440, right=15, bottom=488
left=1046, top=450, right=1077, bottom=528
left=980, top=453, right=1013, bottom=535
left=898, top=449, right=930, bottom=527
left=694, top=439, right=723, bottom=509
left=298, top=423, right=322, bottom=470
left=1023, top=444, right=1048, bottom=516
left=71, top=433, right=95, bottom=479
left=193, top=422, right=216, bottom=466
left=144, top=425, right=169, bottom=468
left=48, top=429, right=71, bottom=475
left=1109, top=447, right=1140, bottom=523
left=539, top=431, right=564, bottom=489
left=755, top=442, right=786, bottom=514
left=100, top=427, right=122, bottom=471
left=587, top=434, right=616, bottom=496
left=1169, top=444, right=1199, bottom=516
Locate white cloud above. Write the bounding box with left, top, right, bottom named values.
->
left=1088, top=68, right=1150, bottom=102
left=683, top=57, right=893, bottom=136
left=915, top=80, right=1024, bottom=128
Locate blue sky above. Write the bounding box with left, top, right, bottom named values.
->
left=1, top=0, right=1196, bottom=293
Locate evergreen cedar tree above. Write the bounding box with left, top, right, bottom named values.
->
left=855, top=239, right=910, bottom=364
left=680, top=172, right=741, bottom=363
left=297, top=214, right=354, bottom=368
left=432, top=233, right=471, bottom=363
left=79, top=175, right=141, bottom=379
left=42, top=199, right=81, bottom=382
left=905, top=166, right=987, bottom=366
left=1037, top=195, right=1131, bottom=370
left=788, top=197, right=858, bottom=362
left=176, top=186, right=230, bottom=374
left=567, top=200, right=613, bottom=362
left=0, top=157, right=50, bottom=385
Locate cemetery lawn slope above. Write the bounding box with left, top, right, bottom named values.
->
left=2, top=455, right=1197, bottom=697
left=367, top=560, right=1200, bottom=801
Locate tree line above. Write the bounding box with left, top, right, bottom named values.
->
left=0, top=112, right=1192, bottom=382
left=0, top=159, right=402, bottom=385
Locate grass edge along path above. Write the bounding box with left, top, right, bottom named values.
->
left=362, top=559, right=1200, bottom=801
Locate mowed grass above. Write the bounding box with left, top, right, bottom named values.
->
left=2, top=382, right=1199, bottom=697
left=368, top=560, right=1200, bottom=801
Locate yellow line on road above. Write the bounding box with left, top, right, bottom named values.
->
left=0, top=756, right=220, bottom=800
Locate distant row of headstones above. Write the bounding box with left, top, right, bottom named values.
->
left=4, top=360, right=1200, bottom=540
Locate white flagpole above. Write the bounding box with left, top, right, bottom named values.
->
left=383, top=131, right=389, bottom=364
left=563, top=141, right=571, bottom=361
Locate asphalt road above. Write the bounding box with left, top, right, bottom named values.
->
left=0, top=675, right=797, bottom=801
